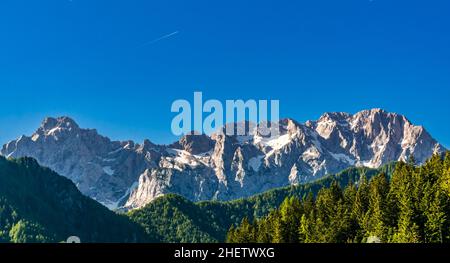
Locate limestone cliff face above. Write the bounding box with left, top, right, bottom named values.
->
left=2, top=109, right=445, bottom=210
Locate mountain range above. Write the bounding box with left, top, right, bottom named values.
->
left=0, top=156, right=151, bottom=243
left=0, top=155, right=394, bottom=243
left=1, top=109, right=445, bottom=210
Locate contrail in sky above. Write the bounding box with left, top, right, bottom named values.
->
left=139, top=31, right=179, bottom=47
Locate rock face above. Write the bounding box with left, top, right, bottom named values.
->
left=1, top=109, right=446, bottom=210
left=0, top=117, right=163, bottom=209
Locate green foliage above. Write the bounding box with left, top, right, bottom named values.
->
left=128, top=194, right=219, bottom=243
left=8, top=220, right=52, bottom=243
left=0, top=156, right=151, bottom=243
left=441, top=152, right=450, bottom=198
left=0, top=154, right=423, bottom=244
left=1, top=153, right=444, bottom=244
left=228, top=153, right=450, bottom=244
left=129, top=164, right=395, bottom=243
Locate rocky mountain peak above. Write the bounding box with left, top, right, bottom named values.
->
left=351, top=108, right=398, bottom=127
left=318, top=112, right=351, bottom=122
left=141, top=139, right=156, bottom=149
left=40, top=116, right=79, bottom=131
left=171, top=133, right=215, bottom=155
left=136, top=139, right=160, bottom=154
left=216, top=121, right=257, bottom=136
left=355, top=108, right=387, bottom=117
left=1, top=109, right=445, bottom=211
left=34, top=116, right=82, bottom=140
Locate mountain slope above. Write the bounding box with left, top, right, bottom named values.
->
left=0, top=155, right=393, bottom=243
left=1, top=109, right=445, bottom=210
left=0, top=156, right=154, bottom=243
left=128, top=163, right=395, bottom=243
left=1, top=117, right=162, bottom=209
left=228, top=153, right=450, bottom=243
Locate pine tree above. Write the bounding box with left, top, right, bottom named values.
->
left=423, top=189, right=446, bottom=243
left=302, top=192, right=315, bottom=215
left=393, top=199, right=421, bottom=243
left=365, top=173, right=390, bottom=242
left=8, top=220, right=50, bottom=243
left=352, top=175, right=369, bottom=242
left=343, top=183, right=359, bottom=242
left=299, top=211, right=320, bottom=243
left=298, top=192, right=316, bottom=243
left=441, top=152, right=450, bottom=198
left=278, top=196, right=302, bottom=243
left=256, top=212, right=277, bottom=243
left=392, top=172, right=421, bottom=243
left=313, top=181, right=348, bottom=242
left=228, top=218, right=257, bottom=243
left=226, top=225, right=236, bottom=243
left=226, top=154, right=450, bottom=244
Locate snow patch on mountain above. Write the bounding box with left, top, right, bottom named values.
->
left=1, top=110, right=445, bottom=210
left=330, top=152, right=356, bottom=165
left=103, top=166, right=115, bottom=176
left=248, top=156, right=264, bottom=172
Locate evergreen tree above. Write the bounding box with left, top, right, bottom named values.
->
left=278, top=197, right=302, bottom=243
left=393, top=197, right=421, bottom=243
left=8, top=220, right=51, bottom=243
left=392, top=167, right=421, bottom=243
left=365, top=173, right=390, bottom=242
left=352, top=175, right=370, bottom=242
left=256, top=212, right=277, bottom=243
left=226, top=225, right=236, bottom=243
left=227, top=154, right=450, bottom=244
left=441, top=152, right=450, bottom=198
left=423, top=189, right=446, bottom=243
left=227, top=218, right=256, bottom=243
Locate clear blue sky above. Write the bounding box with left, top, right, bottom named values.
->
left=0, top=0, right=449, bottom=146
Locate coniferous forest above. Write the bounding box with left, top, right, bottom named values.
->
left=1, top=153, right=450, bottom=243
left=227, top=153, right=450, bottom=243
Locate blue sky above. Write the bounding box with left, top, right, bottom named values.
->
left=0, top=0, right=449, bottom=146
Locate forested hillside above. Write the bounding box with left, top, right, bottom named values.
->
left=128, top=164, right=394, bottom=242
left=228, top=154, right=450, bottom=243
left=0, top=156, right=153, bottom=243
left=4, top=153, right=443, bottom=244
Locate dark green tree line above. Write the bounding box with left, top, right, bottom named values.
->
left=228, top=153, right=450, bottom=243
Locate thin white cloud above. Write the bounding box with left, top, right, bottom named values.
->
left=139, top=31, right=179, bottom=47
